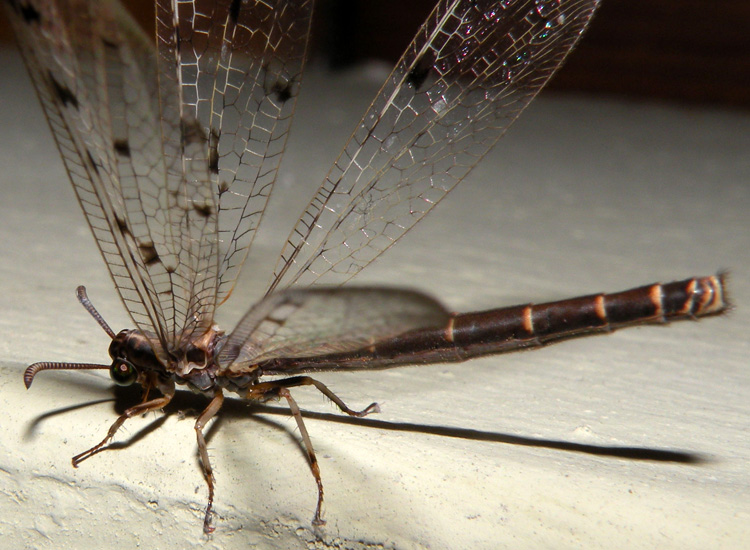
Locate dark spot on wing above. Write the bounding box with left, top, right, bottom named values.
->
left=86, top=150, right=99, bottom=175
left=406, top=55, right=433, bottom=91
left=181, top=118, right=207, bottom=146
left=48, top=71, right=79, bottom=109
left=228, top=0, right=241, bottom=24
left=114, top=139, right=131, bottom=157
left=102, top=37, right=118, bottom=50
left=262, top=63, right=297, bottom=104
left=273, top=81, right=293, bottom=103
left=208, top=128, right=219, bottom=174
left=114, top=214, right=130, bottom=235
left=138, top=243, right=160, bottom=266
left=16, top=1, right=41, bottom=24
left=218, top=181, right=229, bottom=194
left=166, top=265, right=176, bottom=274
left=193, top=202, right=213, bottom=218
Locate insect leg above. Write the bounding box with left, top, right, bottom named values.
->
left=139, top=377, right=153, bottom=403
left=278, top=387, right=326, bottom=526
left=194, top=391, right=225, bottom=534
left=247, top=376, right=380, bottom=417
left=247, top=376, right=380, bottom=526
left=72, top=394, right=173, bottom=467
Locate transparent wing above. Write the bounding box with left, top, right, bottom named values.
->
left=150, top=0, right=314, bottom=347
left=269, top=0, right=600, bottom=293
left=7, top=0, right=313, bottom=352
left=4, top=0, right=173, bottom=349
left=158, top=0, right=314, bottom=320
left=219, top=287, right=450, bottom=372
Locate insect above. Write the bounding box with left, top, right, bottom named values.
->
left=5, top=0, right=727, bottom=535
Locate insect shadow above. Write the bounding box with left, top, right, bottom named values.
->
left=23, top=374, right=708, bottom=466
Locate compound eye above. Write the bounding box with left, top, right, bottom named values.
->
left=110, top=360, right=137, bottom=386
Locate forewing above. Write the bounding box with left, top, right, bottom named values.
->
left=219, top=287, right=450, bottom=372
left=7, top=0, right=314, bottom=352
left=212, top=0, right=314, bottom=304
left=4, top=0, right=174, bottom=348
left=269, top=0, right=600, bottom=293
left=156, top=0, right=314, bottom=325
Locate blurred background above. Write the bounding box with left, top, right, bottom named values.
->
left=2, top=0, right=749, bottom=108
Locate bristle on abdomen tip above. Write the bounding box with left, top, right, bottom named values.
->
left=695, top=273, right=729, bottom=316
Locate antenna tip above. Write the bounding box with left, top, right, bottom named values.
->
left=23, top=363, right=40, bottom=389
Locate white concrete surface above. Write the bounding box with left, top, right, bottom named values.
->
left=0, top=48, right=748, bottom=549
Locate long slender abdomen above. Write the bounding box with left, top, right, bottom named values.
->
left=448, top=274, right=727, bottom=358
left=260, top=275, right=727, bottom=374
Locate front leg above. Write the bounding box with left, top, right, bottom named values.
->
left=72, top=394, right=173, bottom=467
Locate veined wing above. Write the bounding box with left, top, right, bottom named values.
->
left=6, top=0, right=313, bottom=354
left=157, top=0, right=314, bottom=327
left=269, top=0, right=600, bottom=293
left=219, top=287, right=450, bottom=372
left=4, top=0, right=174, bottom=350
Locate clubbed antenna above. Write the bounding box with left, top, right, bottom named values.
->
left=24, top=362, right=110, bottom=389
left=23, top=286, right=116, bottom=388
left=76, top=286, right=116, bottom=338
